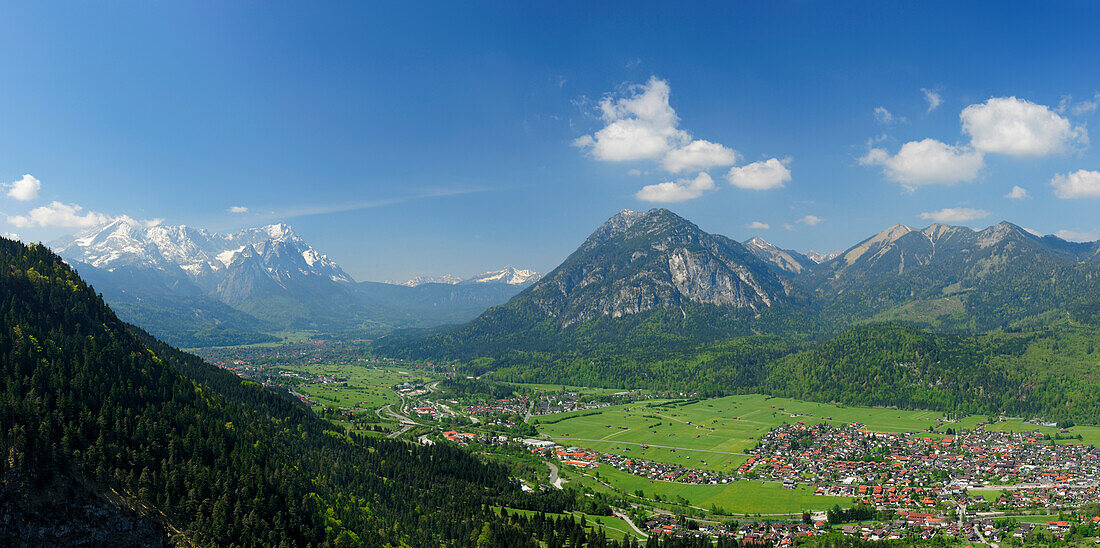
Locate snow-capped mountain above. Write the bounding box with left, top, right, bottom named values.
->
left=805, top=249, right=843, bottom=264
left=388, top=266, right=542, bottom=287
left=464, top=266, right=542, bottom=285
left=387, top=275, right=464, bottom=287
left=52, top=217, right=352, bottom=288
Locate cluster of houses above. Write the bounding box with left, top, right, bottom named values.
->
left=643, top=512, right=1099, bottom=544
left=598, top=451, right=729, bottom=485
left=531, top=390, right=666, bottom=416
left=410, top=401, right=454, bottom=420
left=746, top=422, right=1100, bottom=510
left=463, top=397, right=530, bottom=418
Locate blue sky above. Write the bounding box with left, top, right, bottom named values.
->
left=2, top=2, right=1099, bottom=281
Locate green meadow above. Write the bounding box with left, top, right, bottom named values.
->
left=573, top=466, right=853, bottom=515
left=285, top=364, right=438, bottom=415
left=537, top=394, right=949, bottom=470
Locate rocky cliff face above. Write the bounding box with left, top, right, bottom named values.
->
left=519, top=209, right=798, bottom=327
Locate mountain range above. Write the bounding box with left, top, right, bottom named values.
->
left=382, top=208, right=1100, bottom=417
left=453, top=208, right=1100, bottom=334
left=51, top=217, right=541, bottom=347
left=387, top=266, right=541, bottom=287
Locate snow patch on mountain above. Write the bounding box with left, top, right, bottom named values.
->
left=51, top=217, right=352, bottom=285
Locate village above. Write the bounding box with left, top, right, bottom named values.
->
left=505, top=421, right=1100, bottom=543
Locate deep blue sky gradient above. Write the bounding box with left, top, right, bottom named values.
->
left=2, top=2, right=1098, bottom=280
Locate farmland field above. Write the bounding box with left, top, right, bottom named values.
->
left=536, top=394, right=949, bottom=470
left=284, top=364, right=439, bottom=426
left=572, top=466, right=854, bottom=515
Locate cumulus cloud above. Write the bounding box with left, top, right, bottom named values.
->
left=1055, top=229, right=1099, bottom=242
left=1, top=232, right=19, bottom=241
left=874, top=107, right=898, bottom=124
left=228, top=205, right=249, bottom=213
left=919, top=207, right=990, bottom=223
left=662, top=139, right=739, bottom=173
left=798, top=215, right=823, bottom=226
left=1005, top=185, right=1030, bottom=200
left=573, top=77, right=690, bottom=162
left=746, top=221, right=770, bottom=230
left=5, top=174, right=41, bottom=201
left=859, top=139, right=984, bottom=189
left=1050, top=169, right=1100, bottom=199
left=8, top=201, right=110, bottom=228
left=921, top=88, right=943, bottom=113
left=575, top=76, right=759, bottom=186
left=635, top=172, right=716, bottom=203
left=726, top=158, right=792, bottom=190
left=961, top=97, right=1088, bottom=156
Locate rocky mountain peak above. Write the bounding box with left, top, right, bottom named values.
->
left=522, top=208, right=797, bottom=327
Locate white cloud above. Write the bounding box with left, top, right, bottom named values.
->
left=573, top=77, right=690, bottom=162
left=782, top=223, right=795, bottom=231
left=228, top=205, right=249, bottom=213
left=1, top=232, right=19, bottom=241
left=921, top=88, right=943, bottom=113
left=627, top=169, right=643, bottom=176
left=859, top=139, right=984, bottom=189
left=1055, top=229, right=1099, bottom=242
left=797, top=215, right=823, bottom=226
left=7, top=201, right=110, bottom=228
left=919, top=207, right=990, bottom=223
left=725, top=158, right=791, bottom=190
left=746, top=221, right=770, bottom=230
left=5, top=174, right=41, bottom=201
left=574, top=77, right=752, bottom=176
left=635, top=172, right=715, bottom=203
left=1072, top=95, right=1098, bottom=116
left=1004, top=185, right=1030, bottom=200
left=662, top=139, right=739, bottom=173
left=874, top=107, right=898, bottom=124
left=961, top=96, right=1088, bottom=156
left=1050, top=169, right=1100, bottom=199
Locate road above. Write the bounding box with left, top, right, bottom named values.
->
left=550, top=437, right=749, bottom=456
left=612, top=508, right=647, bottom=539
left=388, top=423, right=413, bottom=438
left=379, top=403, right=417, bottom=438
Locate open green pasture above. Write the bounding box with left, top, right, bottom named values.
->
left=985, top=419, right=1100, bottom=446
left=579, top=466, right=853, bottom=515
left=285, top=364, right=436, bottom=412
left=538, top=394, right=949, bottom=469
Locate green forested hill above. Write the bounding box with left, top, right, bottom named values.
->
left=0, top=238, right=607, bottom=547
left=763, top=322, right=1100, bottom=423
left=379, top=214, right=1100, bottom=424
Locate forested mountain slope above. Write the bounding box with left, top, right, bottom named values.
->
left=379, top=212, right=1100, bottom=423
left=0, top=237, right=591, bottom=547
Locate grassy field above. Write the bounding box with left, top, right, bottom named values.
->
left=985, top=419, right=1100, bottom=446
left=538, top=393, right=1100, bottom=472
left=280, top=364, right=440, bottom=434
left=537, top=394, right=949, bottom=470
left=574, top=466, right=853, bottom=515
